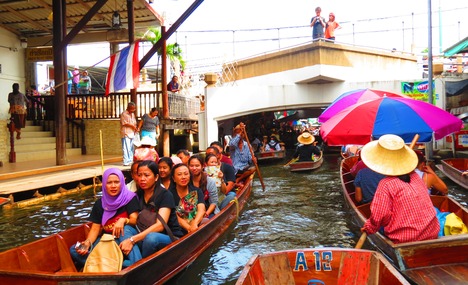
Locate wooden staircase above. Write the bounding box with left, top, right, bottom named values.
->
left=11, top=121, right=82, bottom=163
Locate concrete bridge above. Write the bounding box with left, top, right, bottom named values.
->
left=198, top=40, right=422, bottom=148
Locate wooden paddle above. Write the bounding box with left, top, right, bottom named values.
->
left=241, top=126, right=266, bottom=191
left=283, top=157, right=298, bottom=168
left=356, top=134, right=420, bottom=249
left=355, top=232, right=367, bottom=249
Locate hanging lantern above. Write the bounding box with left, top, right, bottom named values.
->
left=173, top=43, right=179, bottom=56
left=112, top=11, right=121, bottom=29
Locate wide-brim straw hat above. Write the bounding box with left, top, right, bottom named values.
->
left=297, top=132, right=315, bottom=145
left=360, top=134, right=417, bottom=176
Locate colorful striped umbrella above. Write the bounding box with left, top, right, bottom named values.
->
left=318, top=89, right=407, bottom=123
left=320, top=96, right=463, bottom=146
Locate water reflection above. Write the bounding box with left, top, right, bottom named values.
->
left=0, top=154, right=466, bottom=285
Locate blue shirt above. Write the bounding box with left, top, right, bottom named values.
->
left=229, top=134, right=252, bottom=173
left=354, top=168, right=385, bottom=204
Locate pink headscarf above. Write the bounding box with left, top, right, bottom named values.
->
left=101, top=168, right=136, bottom=225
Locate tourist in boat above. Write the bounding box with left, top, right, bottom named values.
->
left=360, top=134, right=440, bottom=244
left=188, top=155, right=219, bottom=218
left=120, top=160, right=184, bottom=258
left=176, top=149, right=190, bottom=165
left=350, top=150, right=367, bottom=177
left=136, top=107, right=160, bottom=147
left=169, top=164, right=207, bottom=233
left=292, top=132, right=321, bottom=161
left=414, top=150, right=448, bottom=195
left=120, top=102, right=137, bottom=166
left=158, top=157, right=175, bottom=189
left=354, top=165, right=385, bottom=204
left=126, top=161, right=140, bottom=192
left=8, top=83, right=29, bottom=140
left=210, top=141, right=233, bottom=165
left=205, top=146, right=237, bottom=209
left=263, top=135, right=283, bottom=152
left=229, top=122, right=257, bottom=183
left=133, top=136, right=159, bottom=162
left=70, top=168, right=142, bottom=268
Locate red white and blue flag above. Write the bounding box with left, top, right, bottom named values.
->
left=105, top=41, right=140, bottom=96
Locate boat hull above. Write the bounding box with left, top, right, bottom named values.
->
left=255, top=149, right=286, bottom=163
left=436, top=158, right=468, bottom=190
left=289, top=157, right=323, bottom=172
left=0, top=176, right=253, bottom=285
left=236, top=248, right=410, bottom=285
left=340, top=157, right=468, bottom=285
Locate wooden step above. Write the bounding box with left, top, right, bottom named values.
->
left=18, top=131, right=54, bottom=138
left=14, top=137, right=56, bottom=145
left=14, top=142, right=73, bottom=152
left=15, top=148, right=83, bottom=163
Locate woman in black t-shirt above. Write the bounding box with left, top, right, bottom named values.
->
left=120, top=160, right=184, bottom=258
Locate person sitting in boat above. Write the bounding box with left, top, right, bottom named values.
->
left=350, top=150, right=367, bottom=177
left=169, top=164, right=207, bottom=234
left=120, top=160, right=184, bottom=258
left=126, top=161, right=140, bottom=192
left=414, top=150, right=448, bottom=195
left=210, top=141, right=233, bottom=166
left=354, top=165, right=385, bottom=204
left=205, top=146, right=237, bottom=209
left=292, top=132, right=321, bottom=161
left=176, top=149, right=190, bottom=165
left=229, top=122, right=257, bottom=183
left=360, top=134, right=440, bottom=244
left=188, top=155, right=219, bottom=219
left=263, top=135, right=283, bottom=152
left=70, top=168, right=142, bottom=268
left=158, top=157, right=175, bottom=189
left=463, top=171, right=468, bottom=176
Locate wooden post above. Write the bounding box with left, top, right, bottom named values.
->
left=7, top=119, right=16, bottom=163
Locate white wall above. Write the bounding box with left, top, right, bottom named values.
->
left=0, top=28, right=26, bottom=120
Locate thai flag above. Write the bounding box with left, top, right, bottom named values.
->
left=105, top=41, right=140, bottom=96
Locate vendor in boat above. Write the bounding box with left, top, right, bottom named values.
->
left=414, top=150, right=448, bottom=195
left=292, top=132, right=321, bottom=161
left=70, top=168, right=142, bottom=268
left=229, top=122, right=257, bottom=183
left=169, top=164, right=207, bottom=233
left=360, top=134, right=440, bottom=244
left=120, top=160, right=184, bottom=258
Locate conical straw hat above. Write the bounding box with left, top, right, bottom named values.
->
left=361, top=134, right=417, bottom=176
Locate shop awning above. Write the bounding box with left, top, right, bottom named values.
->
left=446, top=79, right=468, bottom=97
left=444, top=36, right=468, bottom=57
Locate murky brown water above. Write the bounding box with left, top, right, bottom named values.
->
left=0, top=154, right=466, bottom=284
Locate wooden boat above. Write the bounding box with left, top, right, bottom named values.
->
left=236, top=248, right=410, bottom=285
left=289, top=152, right=323, bottom=172
left=436, top=158, right=468, bottom=190
left=0, top=175, right=253, bottom=285
left=341, top=156, right=468, bottom=285
left=255, top=149, right=286, bottom=162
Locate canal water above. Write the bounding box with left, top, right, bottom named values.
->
left=0, top=154, right=466, bottom=284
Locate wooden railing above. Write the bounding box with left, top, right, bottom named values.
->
left=24, top=92, right=200, bottom=154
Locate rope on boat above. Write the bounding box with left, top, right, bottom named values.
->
left=229, top=197, right=239, bottom=221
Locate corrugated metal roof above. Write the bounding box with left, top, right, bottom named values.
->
left=0, top=0, right=163, bottom=41
left=444, top=36, right=468, bottom=57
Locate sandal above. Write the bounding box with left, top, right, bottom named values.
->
left=16, top=133, right=21, bottom=140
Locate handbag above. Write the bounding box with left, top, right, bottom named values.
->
left=83, top=234, right=123, bottom=272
